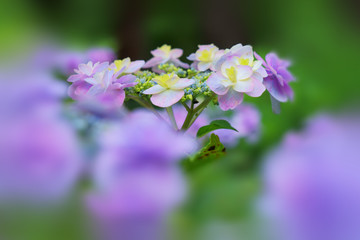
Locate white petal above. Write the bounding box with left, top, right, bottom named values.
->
left=150, top=89, right=184, bottom=107
left=143, top=85, right=166, bottom=94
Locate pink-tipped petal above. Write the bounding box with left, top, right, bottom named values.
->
left=170, top=49, right=183, bottom=58
left=218, top=89, right=244, bottom=111
left=68, top=74, right=83, bottom=82
left=246, top=76, right=266, bottom=97
left=125, top=60, right=145, bottom=73
left=171, top=78, right=195, bottom=90
left=207, top=73, right=229, bottom=95
left=68, top=81, right=91, bottom=99
left=143, top=85, right=167, bottom=95
left=150, top=89, right=184, bottom=108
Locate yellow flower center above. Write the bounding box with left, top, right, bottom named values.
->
left=153, top=73, right=178, bottom=88
left=225, top=66, right=238, bottom=83
left=159, top=44, right=172, bottom=56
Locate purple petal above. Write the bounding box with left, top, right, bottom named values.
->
left=218, top=89, right=244, bottom=111
left=68, top=81, right=91, bottom=99
left=115, top=74, right=137, bottom=85
left=263, top=75, right=293, bottom=102
left=207, top=73, right=229, bottom=95
left=150, top=90, right=184, bottom=107
left=277, top=67, right=295, bottom=82
left=143, top=85, right=166, bottom=94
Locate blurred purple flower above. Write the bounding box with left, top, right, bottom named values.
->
left=87, top=48, right=116, bottom=63
left=86, top=110, right=196, bottom=240
left=213, top=104, right=261, bottom=146
left=0, top=79, right=82, bottom=205
left=259, top=114, right=360, bottom=240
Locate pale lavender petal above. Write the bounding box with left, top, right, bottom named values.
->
left=236, top=65, right=253, bottom=80
left=143, top=85, right=166, bottom=94
left=125, top=60, right=145, bottom=73
left=265, top=53, right=281, bottom=69
left=233, top=79, right=255, bottom=92
left=218, top=89, right=244, bottom=111
left=197, top=62, right=212, bottom=71
left=143, top=57, right=163, bottom=68
left=171, top=78, right=195, bottom=90
left=150, top=90, right=184, bottom=107
left=171, top=58, right=189, bottom=68
left=254, top=52, right=268, bottom=68
left=68, top=74, right=84, bottom=82
left=115, top=74, right=137, bottom=85
left=88, top=85, right=106, bottom=96
left=94, top=62, right=110, bottom=73
left=170, top=49, right=183, bottom=58
left=187, top=53, right=196, bottom=61
left=207, top=72, right=229, bottom=95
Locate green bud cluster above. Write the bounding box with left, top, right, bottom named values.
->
left=126, top=64, right=214, bottom=102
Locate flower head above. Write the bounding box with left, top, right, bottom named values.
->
left=143, top=73, right=194, bottom=107
left=187, top=44, right=224, bottom=71
left=143, top=44, right=189, bottom=69
left=110, top=57, right=145, bottom=74
left=68, top=61, right=109, bottom=82
left=255, top=52, right=295, bottom=104
left=68, top=65, right=137, bottom=108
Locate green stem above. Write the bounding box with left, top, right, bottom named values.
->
left=127, top=95, right=165, bottom=121
left=181, top=101, right=190, bottom=112
left=166, top=106, right=178, bottom=130
left=181, top=93, right=216, bottom=131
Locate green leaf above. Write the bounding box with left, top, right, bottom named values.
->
left=182, top=133, right=226, bottom=171
left=196, top=119, right=238, bottom=138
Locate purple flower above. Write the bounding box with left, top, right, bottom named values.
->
left=86, top=110, right=196, bottom=239
left=87, top=48, right=116, bottom=63
left=255, top=52, right=295, bottom=111
left=67, top=61, right=109, bottom=83
left=68, top=65, right=137, bottom=108
left=143, top=44, right=189, bottom=69
left=259, top=114, right=360, bottom=240
left=0, top=79, right=82, bottom=205
left=212, top=104, right=261, bottom=146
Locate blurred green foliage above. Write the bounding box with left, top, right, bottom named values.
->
left=1, top=0, right=359, bottom=238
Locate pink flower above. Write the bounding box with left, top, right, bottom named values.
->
left=68, top=67, right=137, bottom=107
left=187, top=44, right=224, bottom=71
left=143, top=73, right=194, bottom=108
left=143, top=45, right=189, bottom=69
left=68, top=61, right=109, bottom=82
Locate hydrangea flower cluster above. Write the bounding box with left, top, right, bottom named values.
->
left=67, top=43, right=294, bottom=133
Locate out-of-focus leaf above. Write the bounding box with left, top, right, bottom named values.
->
left=196, top=119, right=238, bottom=138
left=182, top=133, right=226, bottom=171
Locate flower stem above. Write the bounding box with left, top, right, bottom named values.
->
left=181, top=93, right=216, bottom=131
left=166, top=106, right=178, bottom=130
left=127, top=95, right=165, bottom=121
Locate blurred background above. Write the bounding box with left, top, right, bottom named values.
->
left=1, top=0, right=360, bottom=239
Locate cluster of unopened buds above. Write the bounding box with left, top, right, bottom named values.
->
left=68, top=43, right=294, bottom=134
